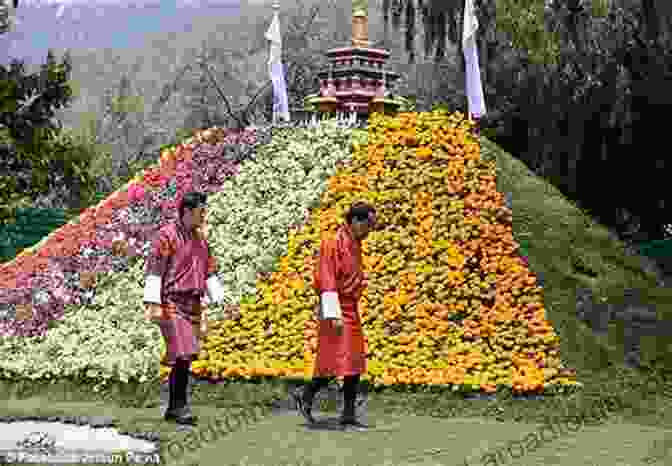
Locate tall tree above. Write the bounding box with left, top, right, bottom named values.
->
left=380, top=0, right=615, bottom=64
left=0, top=49, right=100, bottom=224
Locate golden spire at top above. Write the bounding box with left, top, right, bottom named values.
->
left=352, top=0, right=369, bottom=47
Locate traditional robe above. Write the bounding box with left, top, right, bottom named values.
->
left=144, top=218, right=224, bottom=366
left=313, top=223, right=367, bottom=376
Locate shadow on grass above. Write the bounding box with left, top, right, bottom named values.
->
left=300, top=417, right=345, bottom=431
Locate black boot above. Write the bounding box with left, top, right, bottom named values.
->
left=164, top=365, right=178, bottom=413
left=293, top=377, right=330, bottom=424
left=164, top=359, right=198, bottom=426
left=340, top=375, right=367, bottom=429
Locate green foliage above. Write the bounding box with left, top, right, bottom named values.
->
left=431, top=102, right=451, bottom=113
left=125, top=158, right=158, bottom=182
left=172, top=126, right=197, bottom=145
left=380, top=0, right=608, bottom=65
left=158, top=142, right=177, bottom=154
left=494, top=0, right=561, bottom=65
left=591, top=0, right=610, bottom=18
left=49, top=127, right=110, bottom=213
left=0, top=208, right=70, bottom=263
left=63, top=111, right=126, bottom=195
left=397, top=95, right=416, bottom=112
left=0, top=61, right=148, bottom=228
left=109, top=94, right=144, bottom=115
left=0, top=51, right=77, bottom=224
left=1, top=51, right=73, bottom=143
left=58, top=76, right=155, bottom=202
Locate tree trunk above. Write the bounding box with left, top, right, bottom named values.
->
left=564, top=0, right=583, bottom=55
left=479, top=31, right=488, bottom=90
left=642, top=0, right=660, bottom=45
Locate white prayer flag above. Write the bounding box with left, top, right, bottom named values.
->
left=462, top=0, right=486, bottom=119
left=265, top=7, right=290, bottom=123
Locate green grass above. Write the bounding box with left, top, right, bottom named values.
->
left=2, top=136, right=672, bottom=465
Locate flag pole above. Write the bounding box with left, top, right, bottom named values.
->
left=272, top=0, right=280, bottom=125
left=266, top=0, right=290, bottom=125
left=462, top=0, right=486, bottom=135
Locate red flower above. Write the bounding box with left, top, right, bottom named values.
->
left=181, top=149, right=194, bottom=162
left=161, top=157, right=177, bottom=172
left=98, top=206, right=114, bottom=220
left=59, top=242, right=80, bottom=257
left=50, top=229, right=68, bottom=242
left=77, top=217, right=93, bottom=228
left=37, top=247, right=54, bottom=258
left=21, top=260, right=36, bottom=275
left=33, top=257, right=49, bottom=272
left=0, top=265, right=17, bottom=279
left=79, top=230, right=95, bottom=243
left=162, top=168, right=176, bottom=180
left=109, top=192, right=130, bottom=209
left=115, top=190, right=129, bottom=203
left=40, top=238, right=58, bottom=251
left=143, top=169, right=165, bottom=187
left=92, top=214, right=107, bottom=227
left=78, top=213, right=95, bottom=226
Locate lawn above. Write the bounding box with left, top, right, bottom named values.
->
left=1, top=136, right=671, bottom=466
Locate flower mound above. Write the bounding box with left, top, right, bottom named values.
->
left=203, top=122, right=358, bottom=312
left=0, top=128, right=260, bottom=338
left=194, top=111, right=579, bottom=394
left=0, top=122, right=357, bottom=389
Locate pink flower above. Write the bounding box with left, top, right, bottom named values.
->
left=161, top=199, right=178, bottom=212
left=128, top=183, right=146, bottom=202
left=53, top=287, right=67, bottom=301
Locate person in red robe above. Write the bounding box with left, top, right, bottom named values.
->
left=143, top=191, right=224, bottom=426
left=293, top=201, right=376, bottom=430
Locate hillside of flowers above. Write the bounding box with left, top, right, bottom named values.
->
left=188, top=111, right=580, bottom=394
left=0, top=111, right=579, bottom=395
left=0, top=121, right=360, bottom=389
left=0, top=126, right=264, bottom=338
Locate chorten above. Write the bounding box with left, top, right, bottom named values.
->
left=304, top=0, right=406, bottom=119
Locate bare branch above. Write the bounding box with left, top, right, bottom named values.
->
left=198, top=60, right=247, bottom=128
left=149, top=63, right=194, bottom=118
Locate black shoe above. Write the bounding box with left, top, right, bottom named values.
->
left=340, top=417, right=368, bottom=430
left=164, top=409, right=198, bottom=426
left=292, top=387, right=316, bottom=424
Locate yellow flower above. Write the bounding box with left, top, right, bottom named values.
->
left=193, top=111, right=576, bottom=393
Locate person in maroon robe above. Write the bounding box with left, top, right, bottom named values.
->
left=293, top=201, right=376, bottom=430
left=143, top=191, right=224, bottom=425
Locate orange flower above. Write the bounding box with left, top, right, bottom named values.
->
left=15, top=304, right=33, bottom=321
left=158, top=236, right=176, bottom=257
left=185, top=110, right=575, bottom=394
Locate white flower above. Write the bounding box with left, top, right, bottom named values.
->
left=0, top=123, right=355, bottom=383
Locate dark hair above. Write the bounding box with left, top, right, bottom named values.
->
left=179, top=191, right=207, bottom=218
left=345, top=202, right=376, bottom=225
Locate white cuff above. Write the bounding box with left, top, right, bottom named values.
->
left=143, top=275, right=162, bottom=304
left=206, top=276, right=225, bottom=304
left=320, top=292, right=342, bottom=320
